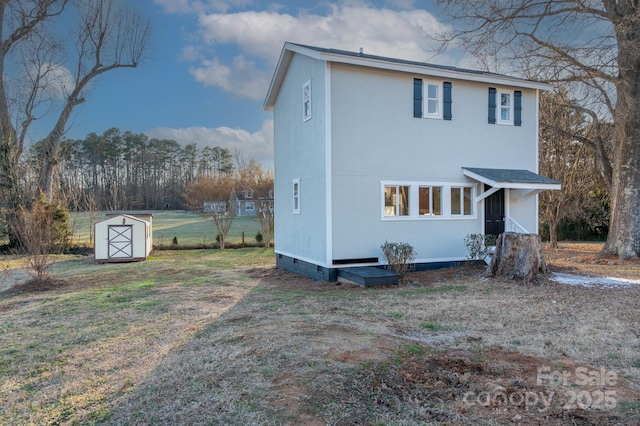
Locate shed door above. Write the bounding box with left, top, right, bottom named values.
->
left=484, top=186, right=505, bottom=239
left=108, top=225, right=133, bottom=259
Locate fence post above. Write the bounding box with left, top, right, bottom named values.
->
left=242, top=231, right=245, bottom=247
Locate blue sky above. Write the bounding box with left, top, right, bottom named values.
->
left=35, top=0, right=458, bottom=166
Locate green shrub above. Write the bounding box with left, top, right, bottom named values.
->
left=464, top=234, right=491, bottom=260
left=255, top=232, right=263, bottom=243
left=380, top=241, right=416, bottom=278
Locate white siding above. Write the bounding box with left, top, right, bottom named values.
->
left=273, top=54, right=330, bottom=265
left=328, top=63, right=539, bottom=263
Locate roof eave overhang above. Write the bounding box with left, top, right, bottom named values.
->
left=318, top=53, right=551, bottom=91
left=264, top=42, right=552, bottom=110
left=264, top=45, right=294, bottom=110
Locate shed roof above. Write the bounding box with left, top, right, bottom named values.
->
left=106, top=211, right=154, bottom=218
left=264, top=42, right=552, bottom=110
left=97, top=214, right=150, bottom=225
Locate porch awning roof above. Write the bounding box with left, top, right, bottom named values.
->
left=463, top=167, right=561, bottom=190
left=463, top=167, right=561, bottom=202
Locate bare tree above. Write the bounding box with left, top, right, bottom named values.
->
left=0, top=1, right=68, bottom=212
left=38, top=0, right=151, bottom=198
left=0, top=0, right=151, bottom=251
left=236, top=159, right=274, bottom=248
left=209, top=180, right=237, bottom=249
left=183, top=175, right=238, bottom=249
left=539, top=89, right=607, bottom=247
left=437, top=0, right=640, bottom=259
left=255, top=198, right=274, bottom=248
left=0, top=1, right=67, bottom=152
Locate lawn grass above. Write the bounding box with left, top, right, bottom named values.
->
left=0, top=248, right=275, bottom=424
left=68, top=211, right=262, bottom=248
left=1, top=244, right=640, bottom=424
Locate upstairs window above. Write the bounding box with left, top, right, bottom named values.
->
left=499, top=92, right=511, bottom=123
left=489, top=87, right=522, bottom=126
left=413, top=79, right=452, bottom=120
left=426, top=83, right=440, bottom=116
left=303, top=80, right=312, bottom=122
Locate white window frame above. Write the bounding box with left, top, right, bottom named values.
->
left=383, top=185, right=410, bottom=217
left=303, top=80, right=312, bottom=122
left=422, top=81, right=443, bottom=119
left=293, top=178, right=300, bottom=214
left=381, top=181, right=475, bottom=220
left=497, top=89, right=513, bottom=125
left=245, top=201, right=255, bottom=211
left=450, top=186, right=474, bottom=216
left=418, top=185, right=443, bottom=217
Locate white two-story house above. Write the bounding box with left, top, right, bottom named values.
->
left=264, top=42, right=560, bottom=282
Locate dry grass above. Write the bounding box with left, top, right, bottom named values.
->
left=1, top=243, right=640, bottom=425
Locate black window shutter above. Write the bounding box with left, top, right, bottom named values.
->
left=443, top=82, right=452, bottom=120
left=488, top=87, right=496, bottom=124
left=413, top=78, right=423, bottom=118
left=514, top=90, right=522, bottom=126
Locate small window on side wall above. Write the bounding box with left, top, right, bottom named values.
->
left=303, top=80, right=312, bottom=122
left=489, top=87, right=522, bottom=126
left=413, top=79, right=452, bottom=120
left=293, top=178, right=300, bottom=214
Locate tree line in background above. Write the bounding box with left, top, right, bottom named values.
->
left=2, top=125, right=274, bottom=281
left=24, top=128, right=236, bottom=211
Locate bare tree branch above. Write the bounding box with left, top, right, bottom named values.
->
left=436, top=0, right=640, bottom=259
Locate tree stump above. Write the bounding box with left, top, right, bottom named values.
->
left=486, top=232, right=548, bottom=282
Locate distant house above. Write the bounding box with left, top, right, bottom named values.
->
left=203, top=201, right=227, bottom=214
left=203, top=189, right=274, bottom=217
left=263, top=42, right=561, bottom=281
left=234, top=189, right=257, bottom=216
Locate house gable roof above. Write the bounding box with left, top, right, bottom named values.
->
left=264, top=42, right=552, bottom=110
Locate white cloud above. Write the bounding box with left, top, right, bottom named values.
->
left=145, top=119, right=274, bottom=167
left=28, top=63, right=77, bottom=100
left=189, top=55, right=271, bottom=100
left=183, top=1, right=451, bottom=98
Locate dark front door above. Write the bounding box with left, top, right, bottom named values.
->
left=484, top=186, right=505, bottom=239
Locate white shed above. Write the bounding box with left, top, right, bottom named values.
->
left=94, top=214, right=153, bottom=263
